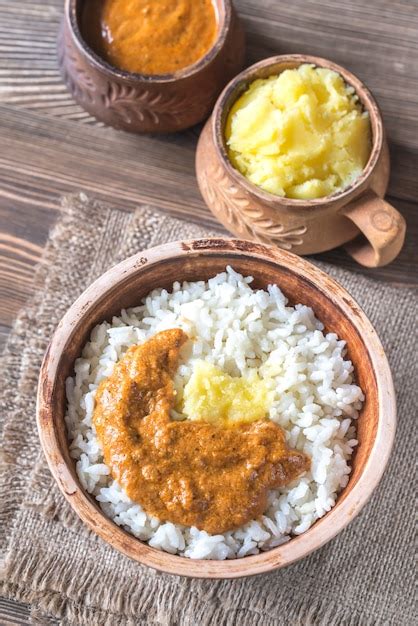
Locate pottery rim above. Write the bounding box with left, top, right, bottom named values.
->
left=212, top=54, right=384, bottom=209
left=66, top=0, right=231, bottom=83
left=37, top=239, right=396, bottom=579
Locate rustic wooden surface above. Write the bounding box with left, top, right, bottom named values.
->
left=0, top=0, right=417, bottom=621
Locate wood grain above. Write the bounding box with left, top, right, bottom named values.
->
left=0, top=597, right=30, bottom=626
left=0, top=596, right=58, bottom=626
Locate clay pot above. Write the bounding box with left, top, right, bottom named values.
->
left=196, top=55, right=406, bottom=267
left=37, top=239, right=396, bottom=578
left=58, top=0, right=245, bottom=133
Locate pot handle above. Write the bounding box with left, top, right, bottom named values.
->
left=342, top=191, right=406, bottom=267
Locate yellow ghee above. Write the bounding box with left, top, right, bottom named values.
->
left=181, top=360, right=271, bottom=426
left=225, top=64, right=372, bottom=199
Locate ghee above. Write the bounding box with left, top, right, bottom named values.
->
left=82, top=0, right=218, bottom=75
left=225, top=64, right=372, bottom=199
left=181, top=360, right=271, bottom=426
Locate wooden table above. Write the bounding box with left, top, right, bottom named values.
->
left=0, top=0, right=417, bottom=622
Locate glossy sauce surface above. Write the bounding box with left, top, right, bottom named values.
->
left=82, top=0, right=218, bottom=75
left=93, top=328, right=310, bottom=534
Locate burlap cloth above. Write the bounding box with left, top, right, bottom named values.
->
left=0, top=194, right=416, bottom=625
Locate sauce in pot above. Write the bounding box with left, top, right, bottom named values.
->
left=93, top=328, right=310, bottom=534
left=82, top=0, right=218, bottom=75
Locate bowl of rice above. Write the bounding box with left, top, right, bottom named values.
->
left=37, top=238, right=396, bottom=578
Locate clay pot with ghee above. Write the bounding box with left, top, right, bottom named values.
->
left=58, top=0, right=245, bottom=133
left=196, top=55, right=406, bottom=267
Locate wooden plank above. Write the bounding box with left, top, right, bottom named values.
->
left=0, top=105, right=212, bottom=219
left=0, top=596, right=58, bottom=626
left=0, top=597, right=31, bottom=625
left=0, top=0, right=97, bottom=124
left=0, top=233, right=44, bottom=327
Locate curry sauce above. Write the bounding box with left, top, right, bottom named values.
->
left=93, top=329, right=310, bottom=534
left=82, top=0, right=218, bottom=75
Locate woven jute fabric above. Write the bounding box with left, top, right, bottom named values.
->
left=0, top=194, right=416, bottom=625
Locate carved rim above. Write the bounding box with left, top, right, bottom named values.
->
left=212, top=54, right=385, bottom=210
left=198, top=159, right=308, bottom=249
left=37, top=239, right=396, bottom=579
left=65, top=0, right=231, bottom=84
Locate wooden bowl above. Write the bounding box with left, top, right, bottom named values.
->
left=37, top=239, right=396, bottom=578
left=58, top=0, right=245, bottom=133
left=196, top=55, right=406, bottom=267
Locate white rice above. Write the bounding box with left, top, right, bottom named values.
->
left=65, top=267, right=363, bottom=560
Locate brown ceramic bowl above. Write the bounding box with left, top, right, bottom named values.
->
left=58, top=0, right=245, bottom=133
left=196, top=55, right=406, bottom=267
left=37, top=239, right=396, bottom=578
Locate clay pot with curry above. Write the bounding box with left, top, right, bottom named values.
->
left=58, top=0, right=245, bottom=133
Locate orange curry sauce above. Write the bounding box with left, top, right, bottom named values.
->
left=82, top=0, right=218, bottom=75
left=93, top=329, right=310, bottom=534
